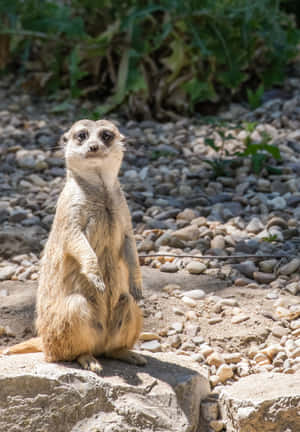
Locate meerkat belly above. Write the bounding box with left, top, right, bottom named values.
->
left=86, top=211, right=129, bottom=299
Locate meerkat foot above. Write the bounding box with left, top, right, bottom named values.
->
left=105, top=349, right=147, bottom=366
left=77, top=354, right=103, bottom=375
left=86, top=273, right=106, bottom=293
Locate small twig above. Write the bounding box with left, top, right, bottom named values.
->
left=143, top=379, right=158, bottom=394
left=139, top=253, right=291, bottom=260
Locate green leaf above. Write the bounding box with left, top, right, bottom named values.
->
left=204, top=138, right=219, bottom=151
left=183, top=78, right=217, bottom=106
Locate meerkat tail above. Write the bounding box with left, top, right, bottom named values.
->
left=0, top=337, right=43, bottom=355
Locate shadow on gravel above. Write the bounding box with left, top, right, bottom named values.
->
left=142, top=266, right=227, bottom=294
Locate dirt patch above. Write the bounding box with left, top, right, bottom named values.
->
left=0, top=267, right=291, bottom=357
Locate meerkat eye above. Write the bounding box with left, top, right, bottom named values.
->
left=100, top=130, right=114, bottom=145
left=75, top=130, right=88, bottom=142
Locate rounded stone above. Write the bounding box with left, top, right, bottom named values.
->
left=140, top=340, right=162, bottom=352
left=186, top=261, right=207, bottom=274
left=183, top=289, right=206, bottom=300
left=217, top=364, right=234, bottom=383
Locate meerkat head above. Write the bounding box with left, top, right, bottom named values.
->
left=62, top=119, right=125, bottom=181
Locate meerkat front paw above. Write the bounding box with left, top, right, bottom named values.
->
left=77, top=354, right=103, bottom=375
left=86, top=273, right=106, bottom=292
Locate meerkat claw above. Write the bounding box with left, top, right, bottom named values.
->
left=77, top=354, right=103, bottom=375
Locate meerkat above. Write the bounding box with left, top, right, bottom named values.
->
left=0, top=119, right=146, bottom=373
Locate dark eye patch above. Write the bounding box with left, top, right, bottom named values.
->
left=75, top=130, right=89, bottom=143
left=100, top=130, right=114, bottom=145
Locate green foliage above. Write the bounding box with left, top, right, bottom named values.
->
left=262, top=234, right=278, bottom=243
left=203, top=125, right=282, bottom=177
left=0, top=0, right=299, bottom=117
left=239, top=132, right=281, bottom=174
left=247, top=84, right=264, bottom=110
left=203, top=127, right=237, bottom=177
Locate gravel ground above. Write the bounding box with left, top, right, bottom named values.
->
left=1, top=73, right=300, bottom=430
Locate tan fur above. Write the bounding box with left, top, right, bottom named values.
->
left=1, top=119, right=146, bottom=372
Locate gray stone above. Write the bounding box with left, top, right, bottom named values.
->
left=160, top=262, right=179, bottom=273
left=259, top=259, right=277, bottom=273
left=235, top=239, right=260, bottom=254
left=172, top=226, right=200, bottom=241
left=253, top=272, right=276, bottom=284
left=268, top=196, right=286, bottom=210
left=186, top=261, right=207, bottom=274
left=246, top=217, right=264, bottom=233
left=279, top=258, right=300, bottom=275
left=0, top=265, right=17, bottom=281
left=210, top=235, right=225, bottom=250
left=9, top=208, right=28, bottom=222
left=0, top=352, right=210, bottom=432
left=234, top=261, right=257, bottom=278
left=220, top=373, right=300, bottom=432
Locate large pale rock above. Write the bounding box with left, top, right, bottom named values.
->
left=219, top=372, right=300, bottom=432
left=0, top=352, right=210, bottom=432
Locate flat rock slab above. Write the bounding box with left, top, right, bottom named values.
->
left=0, top=352, right=210, bottom=432
left=219, top=372, right=300, bottom=432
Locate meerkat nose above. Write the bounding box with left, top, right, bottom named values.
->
left=89, top=142, right=99, bottom=152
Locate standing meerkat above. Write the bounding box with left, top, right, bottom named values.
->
left=1, top=119, right=146, bottom=373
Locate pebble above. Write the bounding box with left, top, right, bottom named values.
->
left=163, top=284, right=181, bottom=293
left=234, top=261, right=257, bottom=278
left=246, top=217, right=264, bottom=233
left=211, top=235, right=225, bottom=249
left=224, top=352, right=242, bottom=364
left=217, top=364, right=234, bottom=382
left=160, top=262, right=178, bottom=273
left=182, top=289, right=205, bottom=300
left=140, top=340, right=162, bottom=352
left=268, top=196, right=286, bottom=210
left=290, top=347, right=300, bottom=359
left=139, top=332, right=161, bottom=341
left=186, top=261, right=207, bottom=274
left=208, top=317, right=223, bottom=325
left=290, top=320, right=300, bottom=330
left=272, top=325, right=290, bottom=338
left=209, top=375, right=221, bottom=387
left=231, top=314, right=250, bottom=324
left=219, top=298, right=238, bottom=307
left=207, top=352, right=225, bottom=367
left=171, top=225, right=200, bottom=241
left=0, top=266, right=17, bottom=281
left=279, top=258, right=300, bottom=275
left=137, top=239, right=155, bottom=252
left=286, top=282, right=300, bottom=295
left=259, top=259, right=277, bottom=273
left=262, top=344, right=283, bottom=360
left=176, top=208, right=197, bottom=222
left=253, top=271, right=276, bottom=284
left=181, top=296, right=197, bottom=307
left=171, top=322, right=184, bottom=333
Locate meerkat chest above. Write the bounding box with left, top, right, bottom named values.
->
left=84, top=198, right=125, bottom=252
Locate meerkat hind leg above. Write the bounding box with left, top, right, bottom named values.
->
left=77, top=353, right=103, bottom=375
left=105, top=348, right=147, bottom=366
